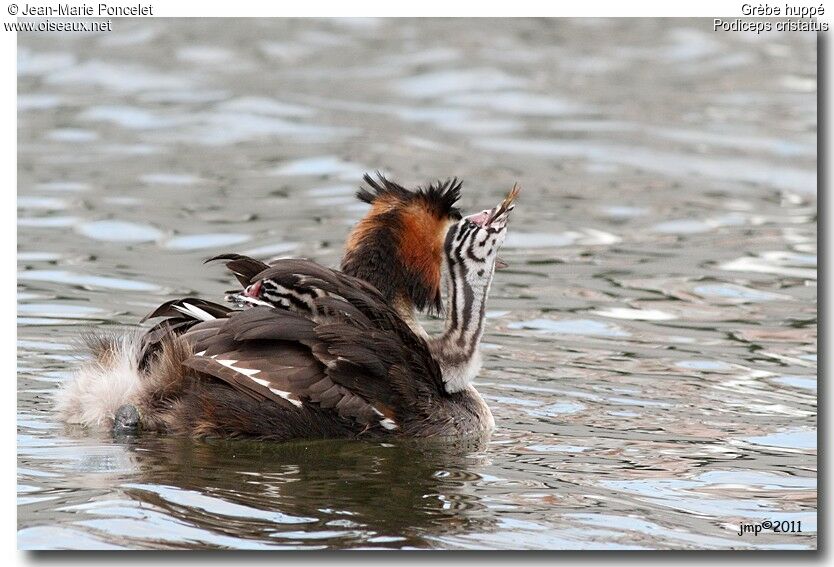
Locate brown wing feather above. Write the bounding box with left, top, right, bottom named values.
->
left=183, top=356, right=274, bottom=404
left=141, top=297, right=233, bottom=323
left=176, top=310, right=377, bottom=427
left=143, top=260, right=447, bottom=432
left=206, top=253, right=270, bottom=286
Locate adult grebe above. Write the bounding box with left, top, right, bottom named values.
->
left=57, top=180, right=518, bottom=439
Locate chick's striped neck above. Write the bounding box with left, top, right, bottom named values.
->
left=429, top=226, right=495, bottom=393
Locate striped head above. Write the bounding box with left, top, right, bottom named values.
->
left=341, top=173, right=462, bottom=315
left=444, top=184, right=519, bottom=287
left=230, top=277, right=324, bottom=313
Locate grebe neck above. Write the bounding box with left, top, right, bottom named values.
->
left=428, top=262, right=494, bottom=393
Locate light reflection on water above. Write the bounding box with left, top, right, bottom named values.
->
left=17, top=18, right=816, bottom=549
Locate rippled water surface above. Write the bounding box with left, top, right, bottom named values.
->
left=17, top=19, right=817, bottom=549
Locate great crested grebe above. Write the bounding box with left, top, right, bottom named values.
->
left=56, top=176, right=518, bottom=439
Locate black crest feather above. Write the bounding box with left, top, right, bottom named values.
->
left=358, top=172, right=462, bottom=220
left=418, top=177, right=463, bottom=220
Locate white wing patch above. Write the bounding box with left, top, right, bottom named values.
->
left=173, top=302, right=216, bottom=322
left=247, top=375, right=271, bottom=387
left=268, top=388, right=302, bottom=407
left=371, top=406, right=398, bottom=430
left=214, top=360, right=303, bottom=408
left=216, top=358, right=260, bottom=378
left=379, top=418, right=398, bottom=430
left=194, top=353, right=304, bottom=409
left=247, top=376, right=302, bottom=407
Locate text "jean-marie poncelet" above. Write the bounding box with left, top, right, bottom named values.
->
left=20, top=3, right=153, bottom=16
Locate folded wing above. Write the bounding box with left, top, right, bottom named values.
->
left=142, top=258, right=447, bottom=434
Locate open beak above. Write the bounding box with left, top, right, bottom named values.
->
left=485, top=183, right=521, bottom=227
left=490, top=184, right=519, bottom=270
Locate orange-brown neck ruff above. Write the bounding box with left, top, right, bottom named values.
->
left=343, top=194, right=398, bottom=257
left=340, top=174, right=462, bottom=314
left=397, top=200, right=448, bottom=308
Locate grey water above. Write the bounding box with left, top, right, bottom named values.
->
left=17, top=18, right=817, bottom=549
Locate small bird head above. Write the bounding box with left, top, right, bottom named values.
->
left=444, top=184, right=519, bottom=283
left=341, top=173, right=463, bottom=315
